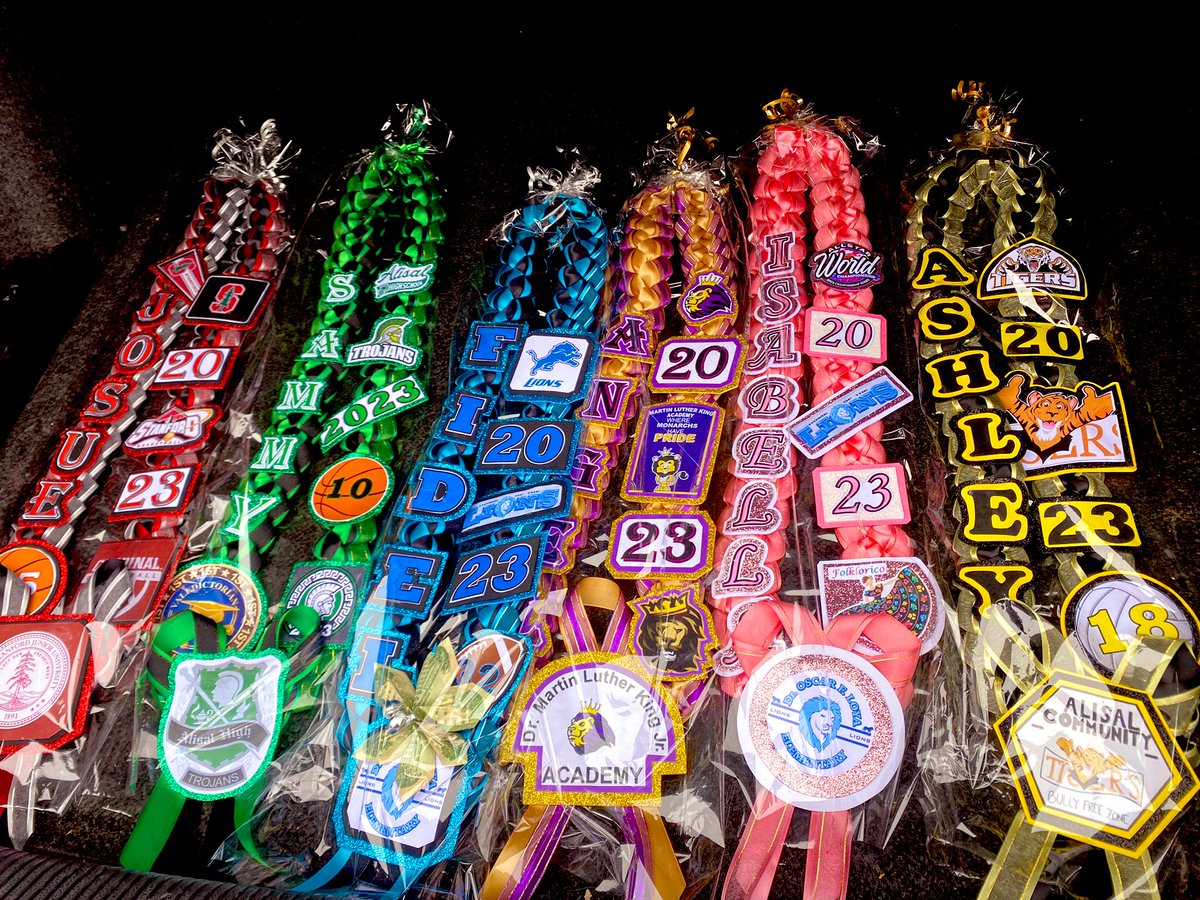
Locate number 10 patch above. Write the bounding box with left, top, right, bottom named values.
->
left=812, top=463, right=910, bottom=529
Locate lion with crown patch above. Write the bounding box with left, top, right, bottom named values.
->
left=996, top=372, right=1115, bottom=459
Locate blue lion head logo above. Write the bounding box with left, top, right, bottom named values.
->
left=797, top=696, right=841, bottom=752
left=528, top=341, right=583, bottom=375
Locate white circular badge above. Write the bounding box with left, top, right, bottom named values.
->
left=738, top=644, right=904, bottom=811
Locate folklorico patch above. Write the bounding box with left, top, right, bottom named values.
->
left=629, top=586, right=717, bottom=681
left=621, top=402, right=723, bottom=505
left=808, top=241, right=883, bottom=291
left=995, top=374, right=1135, bottom=478
left=787, top=367, right=913, bottom=460
left=817, top=558, right=945, bottom=655
left=0, top=540, right=67, bottom=616
left=738, top=644, right=904, bottom=811
left=978, top=237, right=1087, bottom=303
left=501, top=652, right=686, bottom=807
left=160, top=649, right=286, bottom=800
left=996, top=668, right=1197, bottom=856
left=282, top=563, right=365, bottom=649
left=0, top=615, right=93, bottom=755
left=124, top=403, right=219, bottom=455
left=309, top=454, right=395, bottom=526
left=344, top=315, right=423, bottom=370
left=161, top=560, right=265, bottom=650
left=648, top=336, right=745, bottom=395
left=1059, top=572, right=1198, bottom=678
left=76, top=538, right=181, bottom=628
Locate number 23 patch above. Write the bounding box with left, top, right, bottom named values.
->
left=812, top=463, right=910, bottom=529
left=443, top=535, right=545, bottom=615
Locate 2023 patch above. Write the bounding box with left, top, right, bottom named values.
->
left=319, top=375, right=428, bottom=452
left=501, top=652, right=686, bottom=807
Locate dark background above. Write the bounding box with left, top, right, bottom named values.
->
left=0, top=11, right=1197, bottom=899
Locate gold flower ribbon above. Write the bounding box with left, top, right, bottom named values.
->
left=353, top=639, right=492, bottom=804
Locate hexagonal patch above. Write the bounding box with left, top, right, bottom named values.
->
left=996, top=669, right=1197, bottom=856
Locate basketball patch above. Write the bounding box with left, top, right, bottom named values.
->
left=309, top=455, right=395, bottom=526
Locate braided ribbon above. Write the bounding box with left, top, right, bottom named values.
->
left=485, top=130, right=738, bottom=900
left=905, top=86, right=1192, bottom=899
left=4, top=122, right=291, bottom=570
left=209, top=108, right=444, bottom=570
left=288, top=171, right=609, bottom=895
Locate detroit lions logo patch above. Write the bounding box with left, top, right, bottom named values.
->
left=528, top=341, right=582, bottom=375
left=505, top=332, right=596, bottom=403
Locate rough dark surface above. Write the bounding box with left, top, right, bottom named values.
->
left=0, top=13, right=1196, bottom=900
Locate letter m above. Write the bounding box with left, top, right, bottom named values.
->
left=276, top=379, right=326, bottom=414
left=250, top=435, right=303, bottom=473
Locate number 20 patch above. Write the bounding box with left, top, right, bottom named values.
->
left=444, top=535, right=545, bottom=615
left=812, top=463, right=910, bottom=529
left=475, top=419, right=578, bottom=475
